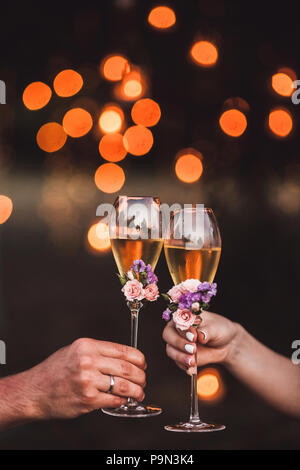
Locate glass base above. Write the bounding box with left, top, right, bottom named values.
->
left=164, top=421, right=226, bottom=433
left=101, top=403, right=162, bottom=418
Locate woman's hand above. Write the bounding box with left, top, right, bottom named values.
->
left=162, top=311, right=241, bottom=372
left=163, top=310, right=300, bottom=418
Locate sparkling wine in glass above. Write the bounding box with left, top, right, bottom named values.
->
left=164, top=205, right=225, bottom=432
left=102, top=195, right=163, bottom=418
left=111, top=238, right=163, bottom=277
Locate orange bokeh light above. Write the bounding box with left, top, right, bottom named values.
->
left=175, top=151, right=203, bottom=183
left=268, top=108, right=293, bottom=137
left=272, top=72, right=294, bottom=97
left=62, top=108, right=93, bottom=137
left=23, top=81, right=52, bottom=110
left=197, top=368, right=223, bottom=401
left=36, top=122, right=67, bottom=153
left=219, top=109, right=247, bottom=137
left=131, top=98, right=161, bottom=127
left=87, top=222, right=111, bottom=252
left=123, top=125, right=153, bottom=156
left=190, top=41, right=218, bottom=67
left=148, top=6, right=176, bottom=29
left=94, top=163, right=125, bottom=193
left=53, top=69, right=83, bottom=97
left=124, top=80, right=142, bottom=98
left=115, top=70, right=145, bottom=101
left=99, top=133, right=127, bottom=162
left=0, top=195, right=13, bottom=224
left=101, top=55, right=130, bottom=81
left=99, top=105, right=124, bottom=134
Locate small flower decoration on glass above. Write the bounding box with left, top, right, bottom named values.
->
left=102, top=259, right=161, bottom=418
left=162, top=279, right=217, bottom=330
left=119, top=259, right=159, bottom=310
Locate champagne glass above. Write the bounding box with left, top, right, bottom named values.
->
left=102, top=196, right=163, bottom=417
left=163, top=205, right=225, bottom=432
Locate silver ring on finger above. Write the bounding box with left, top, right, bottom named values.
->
left=106, top=374, right=115, bottom=394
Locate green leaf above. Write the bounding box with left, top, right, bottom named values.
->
left=161, top=293, right=171, bottom=303
left=202, top=303, right=210, bottom=310
left=138, top=272, right=147, bottom=287
left=169, top=302, right=178, bottom=312
left=117, top=274, right=127, bottom=287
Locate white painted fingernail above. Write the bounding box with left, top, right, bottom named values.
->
left=199, top=329, right=207, bottom=341
left=185, top=356, right=193, bottom=366
left=184, top=344, right=195, bottom=354
left=186, top=332, right=194, bottom=342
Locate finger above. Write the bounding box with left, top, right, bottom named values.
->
left=177, top=326, right=198, bottom=343
left=163, top=323, right=196, bottom=355
left=197, top=313, right=218, bottom=345
left=197, top=328, right=209, bottom=344
left=166, top=344, right=196, bottom=368
left=196, top=344, right=219, bottom=366
left=93, top=341, right=147, bottom=370
left=197, top=310, right=212, bottom=328
left=175, top=360, right=188, bottom=372
left=196, top=311, right=217, bottom=344
left=166, top=319, right=198, bottom=343
left=97, top=356, right=146, bottom=386
left=97, top=374, right=145, bottom=401
left=91, top=392, right=128, bottom=410
left=186, top=365, right=198, bottom=376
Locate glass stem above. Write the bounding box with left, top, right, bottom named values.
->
left=127, top=301, right=141, bottom=407
left=130, top=307, right=139, bottom=350
left=189, top=343, right=201, bottom=424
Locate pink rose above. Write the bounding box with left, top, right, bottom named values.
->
left=181, top=278, right=200, bottom=293
left=122, top=279, right=144, bottom=301
left=144, top=283, right=159, bottom=302
left=172, top=309, right=196, bottom=331
left=168, top=285, right=184, bottom=302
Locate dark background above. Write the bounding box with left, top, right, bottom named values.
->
left=0, top=0, right=300, bottom=450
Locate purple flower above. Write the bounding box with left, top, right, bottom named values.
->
left=196, top=282, right=217, bottom=301
left=148, top=272, right=158, bottom=284
left=197, top=282, right=211, bottom=292
left=179, top=291, right=203, bottom=310
left=145, top=264, right=158, bottom=284
left=178, top=301, right=187, bottom=309
left=209, top=283, right=217, bottom=296
left=202, top=293, right=212, bottom=304
left=162, top=308, right=171, bottom=321
left=162, top=280, right=217, bottom=322
left=191, top=292, right=202, bottom=302
left=131, top=259, right=146, bottom=273
left=178, top=293, right=190, bottom=310
left=178, top=293, right=191, bottom=310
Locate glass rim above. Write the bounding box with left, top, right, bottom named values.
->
left=172, top=206, right=213, bottom=213
left=116, top=195, right=160, bottom=200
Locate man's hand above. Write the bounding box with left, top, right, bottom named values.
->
left=0, top=338, right=147, bottom=429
